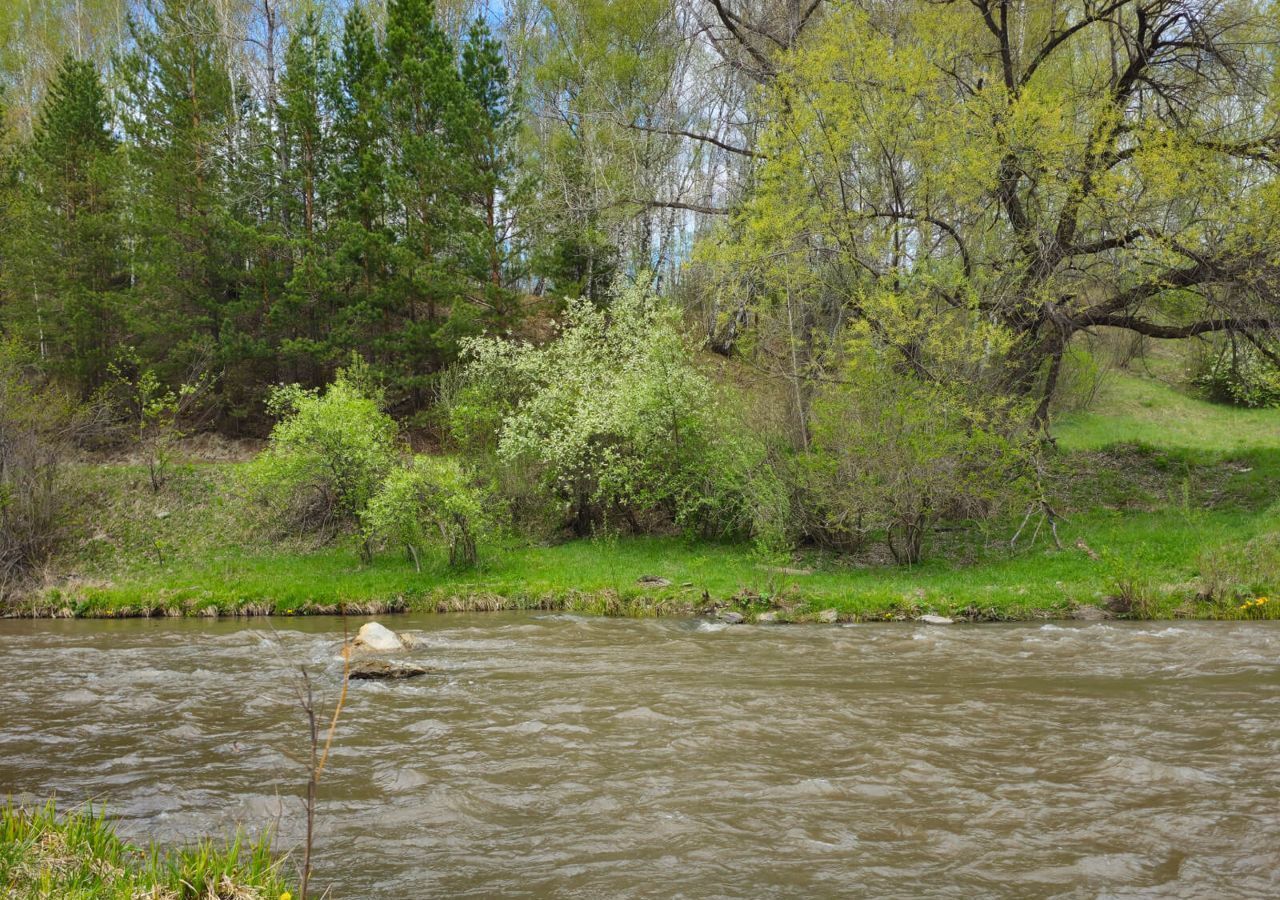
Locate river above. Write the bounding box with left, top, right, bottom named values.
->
left=1, top=614, right=1278, bottom=898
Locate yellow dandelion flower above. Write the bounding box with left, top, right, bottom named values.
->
left=280, top=892, right=292, bottom=900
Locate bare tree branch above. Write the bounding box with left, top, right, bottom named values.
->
left=626, top=121, right=764, bottom=158
left=1074, top=314, right=1274, bottom=339
left=632, top=198, right=730, bottom=216
left=705, top=0, right=777, bottom=78
left=1019, top=1, right=1134, bottom=90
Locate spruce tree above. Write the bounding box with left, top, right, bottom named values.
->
left=383, top=0, right=470, bottom=408
left=459, top=17, right=523, bottom=325
left=20, top=56, right=122, bottom=391
left=117, top=0, right=240, bottom=398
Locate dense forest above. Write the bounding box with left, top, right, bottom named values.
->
left=3, top=0, right=1280, bottom=592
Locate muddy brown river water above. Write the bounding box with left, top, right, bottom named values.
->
left=1, top=614, right=1278, bottom=898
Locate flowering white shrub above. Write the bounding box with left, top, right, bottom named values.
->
left=453, top=282, right=774, bottom=540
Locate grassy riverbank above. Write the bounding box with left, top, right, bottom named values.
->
left=8, top=370, right=1279, bottom=623
left=0, top=801, right=292, bottom=899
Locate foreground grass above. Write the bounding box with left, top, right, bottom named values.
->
left=10, top=370, right=1280, bottom=623
left=0, top=801, right=292, bottom=900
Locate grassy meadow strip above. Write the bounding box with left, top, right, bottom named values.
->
left=0, top=800, right=293, bottom=900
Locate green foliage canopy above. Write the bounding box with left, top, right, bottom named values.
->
left=706, top=0, right=1280, bottom=426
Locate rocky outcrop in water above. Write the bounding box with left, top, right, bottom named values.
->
left=348, top=659, right=439, bottom=680
left=345, top=622, right=436, bottom=679
left=352, top=621, right=405, bottom=652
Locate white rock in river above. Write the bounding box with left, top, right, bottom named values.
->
left=919, top=614, right=954, bottom=625
left=353, top=621, right=404, bottom=651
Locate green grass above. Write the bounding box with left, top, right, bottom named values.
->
left=45, top=495, right=1280, bottom=622
left=0, top=800, right=293, bottom=899
left=1056, top=370, right=1280, bottom=452
left=13, top=367, right=1280, bottom=623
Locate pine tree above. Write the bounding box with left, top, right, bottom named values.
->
left=16, top=55, right=122, bottom=391
left=325, top=3, right=394, bottom=379
left=280, top=10, right=329, bottom=244
left=459, top=17, right=523, bottom=324
left=0, top=90, right=20, bottom=343
left=225, top=84, right=290, bottom=426
left=383, top=0, right=470, bottom=408
left=117, top=0, right=240, bottom=397
left=275, top=8, right=334, bottom=386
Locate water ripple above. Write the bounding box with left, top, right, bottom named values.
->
left=1, top=615, right=1278, bottom=898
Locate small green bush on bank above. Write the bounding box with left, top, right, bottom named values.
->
left=249, top=362, right=398, bottom=537
left=0, top=800, right=293, bottom=899
left=805, top=350, right=1033, bottom=564
left=362, top=455, right=492, bottom=570
left=250, top=361, right=494, bottom=570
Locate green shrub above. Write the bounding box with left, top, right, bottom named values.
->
left=1192, top=341, right=1280, bottom=408
left=250, top=360, right=397, bottom=540
left=1103, top=573, right=1160, bottom=618
left=362, top=455, right=492, bottom=569
left=807, top=351, right=1033, bottom=564
left=100, top=347, right=212, bottom=493
left=452, top=280, right=775, bottom=543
